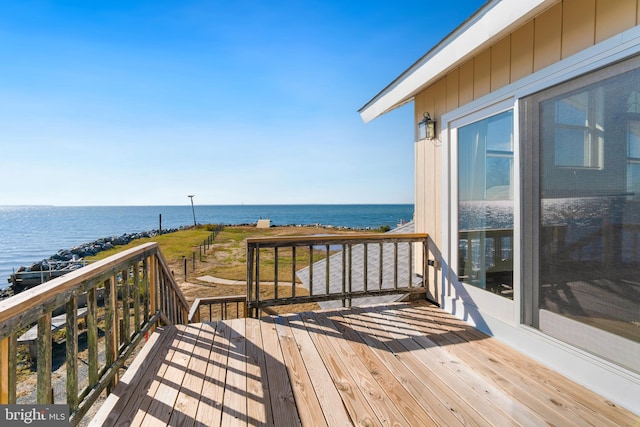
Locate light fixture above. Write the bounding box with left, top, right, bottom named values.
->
left=418, top=112, right=436, bottom=140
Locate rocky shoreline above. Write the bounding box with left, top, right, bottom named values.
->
left=1, top=221, right=388, bottom=301
left=1, top=227, right=183, bottom=299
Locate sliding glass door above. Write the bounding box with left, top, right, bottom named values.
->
left=456, top=109, right=514, bottom=300
left=522, top=56, right=640, bottom=373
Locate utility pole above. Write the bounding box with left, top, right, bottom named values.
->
left=188, top=195, right=197, bottom=227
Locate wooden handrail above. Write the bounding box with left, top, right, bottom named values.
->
left=155, top=248, right=190, bottom=321
left=188, top=295, right=247, bottom=323
left=246, top=233, right=430, bottom=317
left=0, top=243, right=156, bottom=328
left=246, top=232, right=429, bottom=247
left=0, top=242, right=190, bottom=426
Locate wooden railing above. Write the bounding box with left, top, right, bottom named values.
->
left=246, top=233, right=430, bottom=317
left=0, top=242, right=189, bottom=426
left=187, top=295, right=248, bottom=323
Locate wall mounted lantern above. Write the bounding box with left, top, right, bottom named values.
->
left=418, top=112, right=436, bottom=140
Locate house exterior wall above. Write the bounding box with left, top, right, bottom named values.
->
left=413, top=0, right=640, bottom=412
left=415, top=0, right=640, bottom=249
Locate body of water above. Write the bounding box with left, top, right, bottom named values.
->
left=0, top=204, right=414, bottom=288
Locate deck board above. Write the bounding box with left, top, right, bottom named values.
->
left=90, top=301, right=638, bottom=427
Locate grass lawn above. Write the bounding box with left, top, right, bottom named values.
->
left=88, top=224, right=378, bottom=315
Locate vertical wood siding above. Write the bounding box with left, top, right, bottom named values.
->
left=414, top=0, right=640, bottom=246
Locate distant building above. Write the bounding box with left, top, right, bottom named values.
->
left=360, top=0, right=640, bottom=413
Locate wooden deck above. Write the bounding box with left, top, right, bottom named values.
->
left=90, top=301, right=637, bottom=426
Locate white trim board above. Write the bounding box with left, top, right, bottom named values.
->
left=359, top=0, right=560, bottom=123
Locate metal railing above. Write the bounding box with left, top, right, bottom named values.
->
left=246, top=233, right=430, bottom=317
left=0, top=242, right=189, bottom=426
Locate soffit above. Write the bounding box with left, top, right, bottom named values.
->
left=358, top=0, right=560, bottom=123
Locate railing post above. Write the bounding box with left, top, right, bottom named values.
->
left=104, top=276, right=118, bottom=392
left=122, top=269, right=131, bottom=345
left=87, top=287, right=98, bottom=387
left=149, top=255, right=157, bottom=334
left=0, top=334, right=17, bottom=404
left=66, top=296, right=79, bottom=411
left=247, top=244, right=255, bottom=318
left=133, top=262, right=141, bottom=333
left=143, top=257, right=150, bottom=324
left=255, top=244, right=260, bottom=316
left=36, top=312, right=53, bottom=404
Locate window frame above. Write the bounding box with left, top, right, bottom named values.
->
left=520, top=54, right=640, bottom=373
left=447, top=99, right=519, bottom=322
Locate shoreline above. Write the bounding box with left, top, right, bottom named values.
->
left=1, top=222, right=391, bottom=298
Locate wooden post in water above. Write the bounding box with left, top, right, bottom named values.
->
left=159, top=214, right=162, bottom=233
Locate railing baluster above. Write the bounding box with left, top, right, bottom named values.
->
left=394, top=242, right=399, bottom=289
left=325, top=244, right=330, bottom=296
left=104, top=276, right=118, bottom=392
left=348, top=244, right=353, bottom=307
left=36, top=312, right=52, bottom=404
left=424, top=238, right=431, bottom=293
left=122, top=269, right=130, bottom=344
left=246, top=245, right=252, bottom=317
left=133, top=262, right=140, bottom=333
left=66, top=296, right=79, bottom=411
left=149, top=255, right=157, bottom=333
left=363, top=243, right=368, bottom=293
left=0, top=242, right=192, bottom=425
left=291, top=246, right=296, bottom=298
left=188, top=296, right=248, bottom=322
left=274, top=247, right=279, bottom=300
left=87, top=287, right=98, bottom=387
left=341, top=244, right=346, bottom=307
left=143, top=257, right=150, bottom=324
left=408, top=241, right=413, bottom=288
left=245, top=233, right=428, bottom=311
left=309, top=245, right=313, bottom=296
left=256, top=245, right=260, bottom=315
left=379, top=242, right=383, bottom=291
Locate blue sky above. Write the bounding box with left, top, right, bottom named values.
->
left=0, top=1, right=484, bottom=206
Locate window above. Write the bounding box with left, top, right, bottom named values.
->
left=628, top=117, right=640, bottom=198
left=550, top=90, right=604, bottom=169
left=457, top=110, right=514, bottom=299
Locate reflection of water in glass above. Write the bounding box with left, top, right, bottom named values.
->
left=541, top=196, right=640, bottom=264
left=458, top=200, right=514, bottom=278
left=459, top=200, right=513, bottom=230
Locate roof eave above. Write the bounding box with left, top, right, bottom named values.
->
left=358, top=0, right=559, bottom=123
